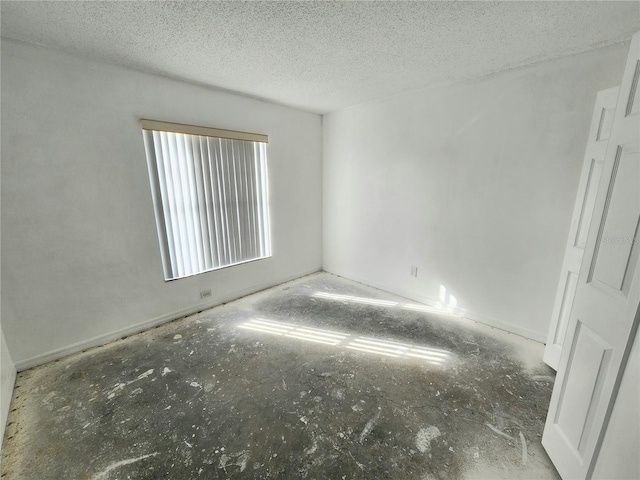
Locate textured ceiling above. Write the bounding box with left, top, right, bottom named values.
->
left=1, top=1, right=639, bottom=114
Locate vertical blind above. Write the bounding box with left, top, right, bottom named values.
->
left=141, top=121, right=271, bottom=281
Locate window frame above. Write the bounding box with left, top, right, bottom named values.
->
left=141, top=119, right=272, bottom=281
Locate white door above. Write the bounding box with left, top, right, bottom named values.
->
left=542, top=32, right=640, bottom=480
left=544, top=86, right=619, bottom=370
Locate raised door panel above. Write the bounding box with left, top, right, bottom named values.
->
left=588, top=147, right=640, bottom=297
left=553, top=320, right=612, bottom=459
left=574, top=159, right=604, bottom=249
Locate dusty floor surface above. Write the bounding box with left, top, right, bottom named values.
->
left=1, top=272, right=560, bottom=479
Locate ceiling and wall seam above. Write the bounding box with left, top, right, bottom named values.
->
left=1, top=1, right=638, bottom=114
left=0, top=37, right=314, bottom=117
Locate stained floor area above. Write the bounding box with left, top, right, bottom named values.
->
left=1, top=272, right=560, bottom=479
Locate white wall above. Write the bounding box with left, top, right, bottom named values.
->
left=592, top=332, right=640, bottom=480
left=1, top=40, right=322, bottom=368
left=1, top=327, right=17, bottom=448
left=323, top=44, right=628, bottom=342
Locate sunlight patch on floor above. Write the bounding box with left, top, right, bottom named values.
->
left=238, top=318, right=453, bottom=366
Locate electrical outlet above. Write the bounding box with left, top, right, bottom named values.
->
left=410, top=266, right=418, bottom=277
left=200, top=289, right=212, bottom=299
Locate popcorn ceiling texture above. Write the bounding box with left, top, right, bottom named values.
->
left=0, top=1, right=638, bottom=113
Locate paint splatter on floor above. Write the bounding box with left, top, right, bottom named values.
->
left=416, top=426, right=441, bottom=453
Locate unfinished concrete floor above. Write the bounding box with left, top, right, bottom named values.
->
left=1, top=272, right=560, bottom=479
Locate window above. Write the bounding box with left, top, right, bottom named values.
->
left=141, top=119, right=271, bottom=281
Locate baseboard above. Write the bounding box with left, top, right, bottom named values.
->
left=14, top=264, right=545, bottom=371
left=14, top=267, right=322, bottom=372
left=323, top=266, right=547, bottom=344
